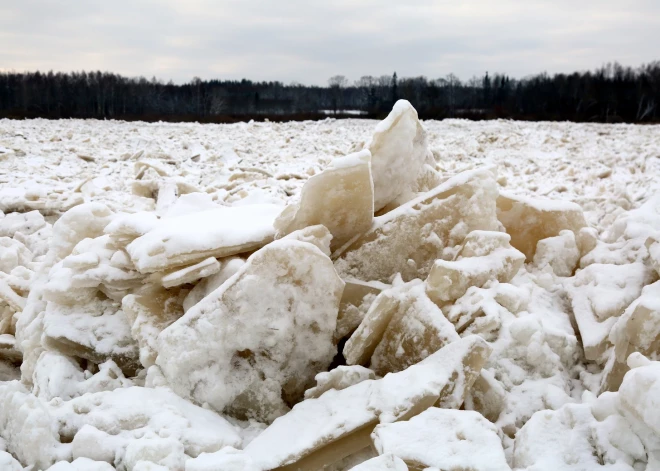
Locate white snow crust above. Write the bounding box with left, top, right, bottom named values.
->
left=1, top=110, right=660, bottom=470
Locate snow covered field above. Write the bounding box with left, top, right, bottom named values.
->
left=0, top=105, right=660, bottom=471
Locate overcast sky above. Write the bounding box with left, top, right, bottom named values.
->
left=1, top=0, right=658, bottom=85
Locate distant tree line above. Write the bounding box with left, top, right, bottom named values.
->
left=1, top=62, right=659, bottom=123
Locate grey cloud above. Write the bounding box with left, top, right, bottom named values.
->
left=1, top=0, right=658, bottom=84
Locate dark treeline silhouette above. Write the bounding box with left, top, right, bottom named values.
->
left=1, top=62, right=659, bottom=123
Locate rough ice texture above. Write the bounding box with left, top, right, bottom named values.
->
left=159, top=256, right=220, bottom=288
left=581, top=193, right=660, bottom=268
left=372, top=408, right=510, bottom=471
left=368, top=100, right=429, bottom=212
left=181, top=256, right=245, bottom=313
left=648, top=236, right=660, bottom=276
left=0, top=381, right=68, bottom=469
left=185, top=447, right=259, bottom=471
left=304, top=365, right=377, bottom=400
left=513, top=355, right=660, bottom=471
left=496, top=192, right=587, bottom=261
left=533, top=230, right=581, bottom=277
left=282, top=224, right=334, bottom=257
left=33, top=351, right=131, bottom=401
left=156, top=239, right=344, bottom=423
left=569, top=262, right=657, bottom=363
left=601, top=281, right=660, bottom=392
left=274, top=150, right=374, bottom=250
left=348, top=454, right=408, bottom=471
left=42, top=296, right=140, bottom=375
left=344, top=281, right=460, bottom=376
left=334, top=167, right=499, bottom=283
left=126, top=204, right=281, bottom=273
left=46, top=458, right=116, bottom=471
left=0, top=451, right=23, bottom=471
left=244, top=336, right=491, bottom=471
left=425, top=230, right=524, bottom=304
left=335, top=278, right=387, bottom=341
left=122, top=285, right=186, bottom=368
left=54, top=386, right=242, bottom=469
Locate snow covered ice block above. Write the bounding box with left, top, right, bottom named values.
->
left=647, top=235, right=660, bottom=276
left=368, top=100, right=429, bottom=212
left=0, top=381, right=68, bottom=470
left=244, top=335, right=491, bottom=471
left=425, top=231, right=524, bottom=304
left=512, top=398, right=647, bottom=470
left=464, top=369, right=506, bottom=423
left=569, top=262, right=656, bottom=363
left=304, top=365, right=376, bottom=399
left=49, top=203, right=114, bottom=262
left=45, top=457, right=116, bottom=471
left=344, top=281, right=460, bottom=376
left=57, top=386, right=242, bottom=466
left=0, top=451, right=23, bottom=471
left=334, top=168, right=499, bottom=283
left=158, top=256, right=221, bottom=288
left=156, top=239, right=344, bottom=423
left=181, top=256, right=245, bottom=313
left=618, top=356, right=660, bottom=437
left=274, top=150, right=374, bottom=251
left=122, top=285, right=186, bottom=368
left=372, top=408, right=510, bottom=471
left=349, top=454, right=408, bottom=471
left=496, top=192, right=587, bottom=261
left=0, top=210, right=46, bottom=238
left=103, top=211, right=159, bottom=248
left=282, top=224, right=334, bottom=256
left=601, top=281, right=660, bottom=393
left=533, top=230, right=580, bottom=277
left=185, top=447, right=259, bottom=471
left=0, top=236, right=32, bottom=274
left=335, top=278, right=387, bottom=341
left=126, top=204, right=281, bottom=273
left=42, top=297, right=140, bottom=375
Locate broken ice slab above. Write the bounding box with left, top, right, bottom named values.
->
left=532, top=230, right=580, bottom=277
left=344, top=281, right=459, bottom=376
left=497, top=192, right=587, bottom=261
left=369, top=100, right=429, bottom=212
left=274, top=150, right=374, bottom=251
left=464, top=369, right=506, bottom=423
left=244, top=335, right=491, bottom=471
left=0, top=334, right=21, bottom=364
left=333, top=168, right=499, bottom=283
left=182, top=257, right=245, bottom=313
left=304, top=365, right=376, bottom=400
left=158, top=257, right=221, bottom=288
left=372, top=408, right=510, bottom=471
left=647, top=235, right=660, bottom=276
left=42, top=297, right=140, bottom=375
left=335, top=278, right=388, bottom=341
left=282, top=225, right=333, bottom=257
left=0, top=210, right=46, bottom=238
left=55, top=386, right=242, bottom=465
left=569, top=262, right=657, bottom=363
left=348, top=454, right=408, bottom=471
left=123, top=285, right=186, bottom=368
left=156, top=239, right=344, bottom=423
left=0, top=381, right=68, bottom=469
left=103, top=211, right=159, bottom=248
left=600, top=281, right=660, bottom=393
left=425, top=231, right=524, bottom=305
left=126, top=204, right=282, bottom=273
left=0, top=278, right=26, bottom=312
left=0, top=186, right=84, bottom=216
